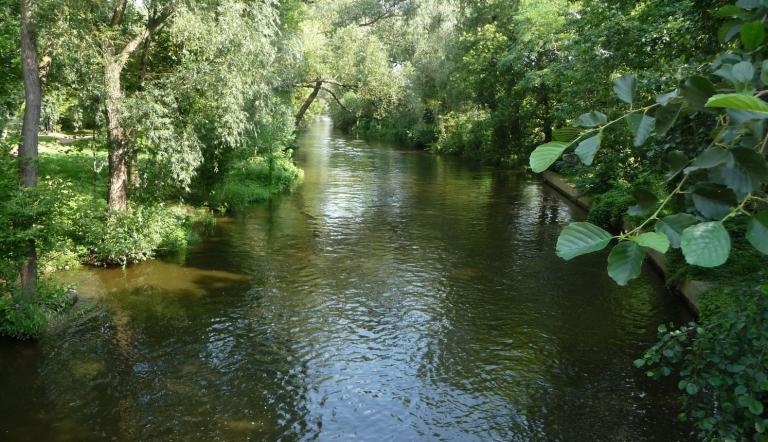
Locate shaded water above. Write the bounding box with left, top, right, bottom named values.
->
left=0, top=118, right=692, bottom=441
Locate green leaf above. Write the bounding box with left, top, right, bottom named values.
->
left=732, top=61, right=756, bottom=83
left=682, top=76, right=716, bottom=111
left=686, top=383, right=699, bottom=395
left=607, top=241, right=645, bottom=286
left=681, top=222, right=731, bottom=267
left=614, top=73, right=637, bottom=105
left=714, top=64, right=736, bottom=83
left=732, top=147, right=768, bottom=181
left=655, top=214, right=699, bottom=248
left=741, top=20, right=766, bottom=50
left=656, top=89, right=679, bottom=106
left=665, top=150, right=689, bottom=180
left=692, top=184, right=738, bottom=219
left=626, top=113, right=641, bottom=135
left=761, top=60, right=768, bottom=85
left=747, top=211, right=768, bottom=254
left=720, top=20, right=743, bottom=43
left=574, top=111, right=608, bottom=128
left=529, top=141, right=570, bottom=173
left=685, top=146, right=734, bottom=173
left=574, top=133, right=602, bottom=166
left=633, top=114, right=655, bottom=147
left=705, top=93, right=768, bottom=114
left=749, top=399, right=765, bottom=416
left=727, top=109, right=768, bottom=124
left=655, top=103, right=682, bottom=136
left=627, top=189, right=658, bottom=217
left=715, top=5, right=745, bottom=17
left=708, top=148, right=767, bottom=197
left=736, top=0, right=761, bottom=9
left=631, top=232, right=670, bottom=254
left=556, top=222, right=613, bottom=260
left=552, top=127, right=581, bottom=142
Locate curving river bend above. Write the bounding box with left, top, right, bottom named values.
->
left=0, top=118, right=692, bottom=441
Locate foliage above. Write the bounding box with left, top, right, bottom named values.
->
left=529, top=2, right=768, bottom=286
left=636, top=284, right=768, bottom=440
left=78, top=204, right=194, bottom=267
left=587, top=187, right=635, bottom=232
left=433, top=106, right=494, bottom=161
left=523, top=1, right=768, bottom=437
left=0, top=279, right=76, bottom=339
left=207, top=152, right=304, bottom=212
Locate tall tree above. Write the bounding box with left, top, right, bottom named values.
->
left=18, top=0, right=41, bottom=298
left=103, top=0, right=175, bottom=211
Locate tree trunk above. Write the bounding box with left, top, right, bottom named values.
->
left=105, top=60, right=129, bottom=211
left=19, top=0, right=41, bottom=299
left=295, top=81, right=323, bottom=127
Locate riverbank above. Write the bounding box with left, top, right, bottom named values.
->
left=0, top=134, right=302, bottom=338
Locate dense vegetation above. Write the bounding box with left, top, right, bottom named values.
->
left=1, top=0, right=306, bottom=338
left=2, top=0, right=768, bottom=439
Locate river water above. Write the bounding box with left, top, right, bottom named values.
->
left=0, top=118, right=692, bottom=441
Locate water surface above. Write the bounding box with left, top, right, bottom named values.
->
left=0, top=118, right=692, bottom=441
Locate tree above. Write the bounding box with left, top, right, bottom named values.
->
left=18, top=0, right=41, bottom=299
left=102, top=0, right=177, bottom=211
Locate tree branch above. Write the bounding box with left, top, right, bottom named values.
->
left=358, top=0, right=407, bottom=27
left=295, top=80, right=357, bottom=90
left=115, top=2, right=176, bottom=66
left=321, top=87, right=352, bottom=114
left=110, top=0, right=129, bottom=27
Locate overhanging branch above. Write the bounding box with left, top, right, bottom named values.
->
left=320, top=87, right=352, bottom=114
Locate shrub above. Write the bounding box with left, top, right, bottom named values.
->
left=433, top=106, right=494, bottom=161
left=586, top=174, right=666, bottom=232
left=637, top=283, right=768, bottom=440
left=207, top=152, right=303, bottom=212
left=80, top=204, right=195, bottom=267
left=0, top=278, right=77, bottom=339
left=587, top=186, right=634, bottom=232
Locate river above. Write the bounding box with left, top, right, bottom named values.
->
left=0, top=117, right=692, bottom=441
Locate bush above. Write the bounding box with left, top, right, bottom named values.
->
left=80, top=204, right=195, bottom=267
left=433, top=106, right=494, bottom=161
left=586, top=174, right=666, bottom=232
left=587, top=186, right=634, bottom=232
left=0, top=279, right=77, bottom=339
left=207, top=152, right=303, bottom=212
left=637, top=283, right=768, bottom=440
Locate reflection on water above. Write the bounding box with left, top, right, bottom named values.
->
left=0, top=117, right=692, bottom=441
